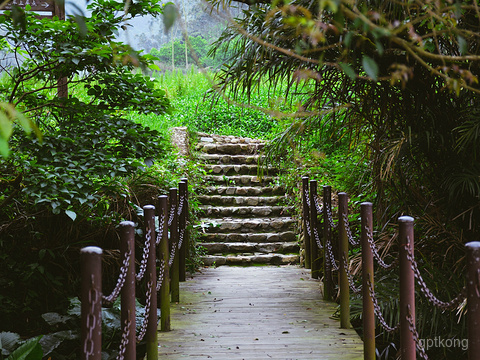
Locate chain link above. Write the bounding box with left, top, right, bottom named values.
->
left=178, top=228, right=185, bottom=250
left=406, top=304, right=429, bottom=360
left=313, top=194, right=323, bottom=214
left=313, top=225, right=323, bottom=249
left=169, top=240, right=178, bottom=268
left=367, top=279, right=400, bottom=333
left=84, top=275, right=98, bottom=359
left=341, top=253, right=362, bottom=294
left=326, top=205, right=337, bottom=229
left=168, top=204, right=176, bottom=227
left=342, top=213, right=360, bottom=247
left=326, top=238, right=339, bottom=271
left=156, top=259, right=166, bottom=292
left=404, top=242, right=467, bottom=310
left=177, top=194, right=185, bottom=217
left=137, top=280, right=153, bottom=342
left=365, top=226, right=397, bottom=269
left=304, top=187, right=311, bottom=207
left=116, top=313, right=131, bottom=360
left=103, top=247, right=131, bottom=305
left=156, top=214, right=166, bottom=246
left=136, top=228, right=152, bottom=282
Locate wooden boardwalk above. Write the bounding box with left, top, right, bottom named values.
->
left=158, top=266, right=363, bottom=360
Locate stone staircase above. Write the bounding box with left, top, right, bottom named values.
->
left=195, top=133, right=299, bottom=266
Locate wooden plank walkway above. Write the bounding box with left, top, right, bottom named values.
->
left=158, top=266, right=363, bottom=359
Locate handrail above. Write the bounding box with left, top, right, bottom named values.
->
left=300, top=175, right=478, bottom=360
left=80, top=179, right=189, bottom=360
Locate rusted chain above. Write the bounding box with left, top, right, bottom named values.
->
left=367, top=279, right=400, bottom=333
left=102, top=248, right=131, bottom=305
left=155, top=213, right=166, bottom=246
left=137, top=280, right=153, bottom=342
left=342, top=213, right=360, bottom=247
left=156, top=259, right=166, bottom=292
left=136, top=228, right=152, bottom=282
left=84, top=275, right=98, bottom=359
left=365, top=226, right=397, bottom=269
left=406, top=304, right=429, bottom=360
left=404, top=242, right=467, bottom=310
left=342, top=253, right=362, bottom=294
left=116, top=314, right=131, bottom=360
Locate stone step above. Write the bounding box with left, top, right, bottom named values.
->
left=197, top=133, right=265, bottom=145
left=204, top=175, right=276, bottom=186
left=203, top=164, right=278, bottom=176
left=198, top=205, right=294, bottom=218
left=199, top=217, right=295, bottom=234
left=198, top=154, right=262, bottom=165
left=204, top=186, right=285, bottom=197
left=199, top=231, right=296, bottom=243
left=197, top=195, right=285, bottom=206
left=199, top=242, right=300, bottom=255
left=197, top=143, right=264, bottom=155
left=201, top=253, right=299, bottom=266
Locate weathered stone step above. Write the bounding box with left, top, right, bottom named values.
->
left=197, top=195, right=285, bottom=206
left=198, top=154, right=262, bottom=165
left=205, top=175, right=275, bottom=186
left=197, top=133, right=264, bottom=145
left=204, top=186, right=284, bottom=197
left=198, top=205, right=293, bottom=218
left=201, top=254, right=299, bottom=266
left=204, top=164, right=278, bottom=176
left=199, top=242, right=300, bottom=255
left=197, top=143, right=264, bottom=155
left=199, top=231, right=296, bottom=243
left=199, top=217, right=295, bottom=233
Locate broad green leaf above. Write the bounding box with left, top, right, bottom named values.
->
left=362, top=55, right=379, bottom=81
left=162, top=3, right=178, bottom=34
left=339, top=62, right=356, bottom=80
left=0, top=138, right=9, bottom=158
left=6, top=336, right=42, bottom=360
left=65, top=210, right=77, bottom=221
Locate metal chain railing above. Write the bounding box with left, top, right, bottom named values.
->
left=156, top=259, right=166, bottom=292
left=156, top=213, right=166, bottom=246
left=367, top=279, right=400, bottom=333
left=313, top=194, right=323, bottom=214
left=102, top=248, right=132, bottom=305
left=342, top=253, right=362, bottom=294
left=136, top=228, right=152, bottom=282
left=305, top=218, right=312, bottom=237
left=136, top=279, right=153, bottom=343
left=116, top=315, right=131, bottom=360
left=168, top=204, right=176, bottom=227
left=177, top=194, right=185, bottom=217
left=342, top=213, right=360, bottom=247
left=84, top=275, right=98, bottom=360
left=304, top=187, right=311, bottom=208
left=326, top=238, right=339, bottom=271
left=326, top=205, right=337, bottom=229
left=365, top=226, right=397, bottom=270
left=406, top=305, right=429, bottom=360
left=169, top=240, right=178, bottom=268
left=313, top=226, right=323, bottom=249
left=404, top=242, right=467, bottom=310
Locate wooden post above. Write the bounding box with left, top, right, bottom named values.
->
left=322, top=185, right=334, bottom=301
left=144, top=205, right=158, bottom=360
left=54, top=1, right=68, bottom=98
left=80, top=247, right=102, bottom=360
left=466, top=241, right=480, bottom=360
left=181, top=177, right=190, bottom=264
left=302, top=176, right=311, bottom=269
left=361, top=203, right=375, bottom=360
left=179, top=180, right=187, bottom=282
left=399, top=216, right=416, bottom=360
left=169, top=188, right=180, bottom=303
left=157, top=195, right=170, bottom=331
left=119, top=221, right=136, bottom=360
left=338, top=192, right=350, bottom=328
left=310, top=180, right=321, bottom=279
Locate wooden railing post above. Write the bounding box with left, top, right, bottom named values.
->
left=310, top=180, right=321, bottom=279
left=179, top=180, right=187, bottom=282
left=399, top=216, right=416, bottom=360
left=338, top=192, right=350, bottom=328
left=157, top=195, right=170, bottom=331
left=322, top=185, right=334, bottom=301
left=361, top=203, right=375, bottom=360
left=181, top=177, right=190, bottom=264
left=81, top=246, right=102, bottom=360
left=302, top=176, right=311, bottom=269
left=119, top=221, right=136, bottom=360
left=169, top=188, right=180, bottom=303
left=466, top=241, right=480, bottom=360
left=144, top=205, right=158, bottom=360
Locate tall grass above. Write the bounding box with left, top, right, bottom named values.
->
left=127, top=67, right=306, bottom=140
